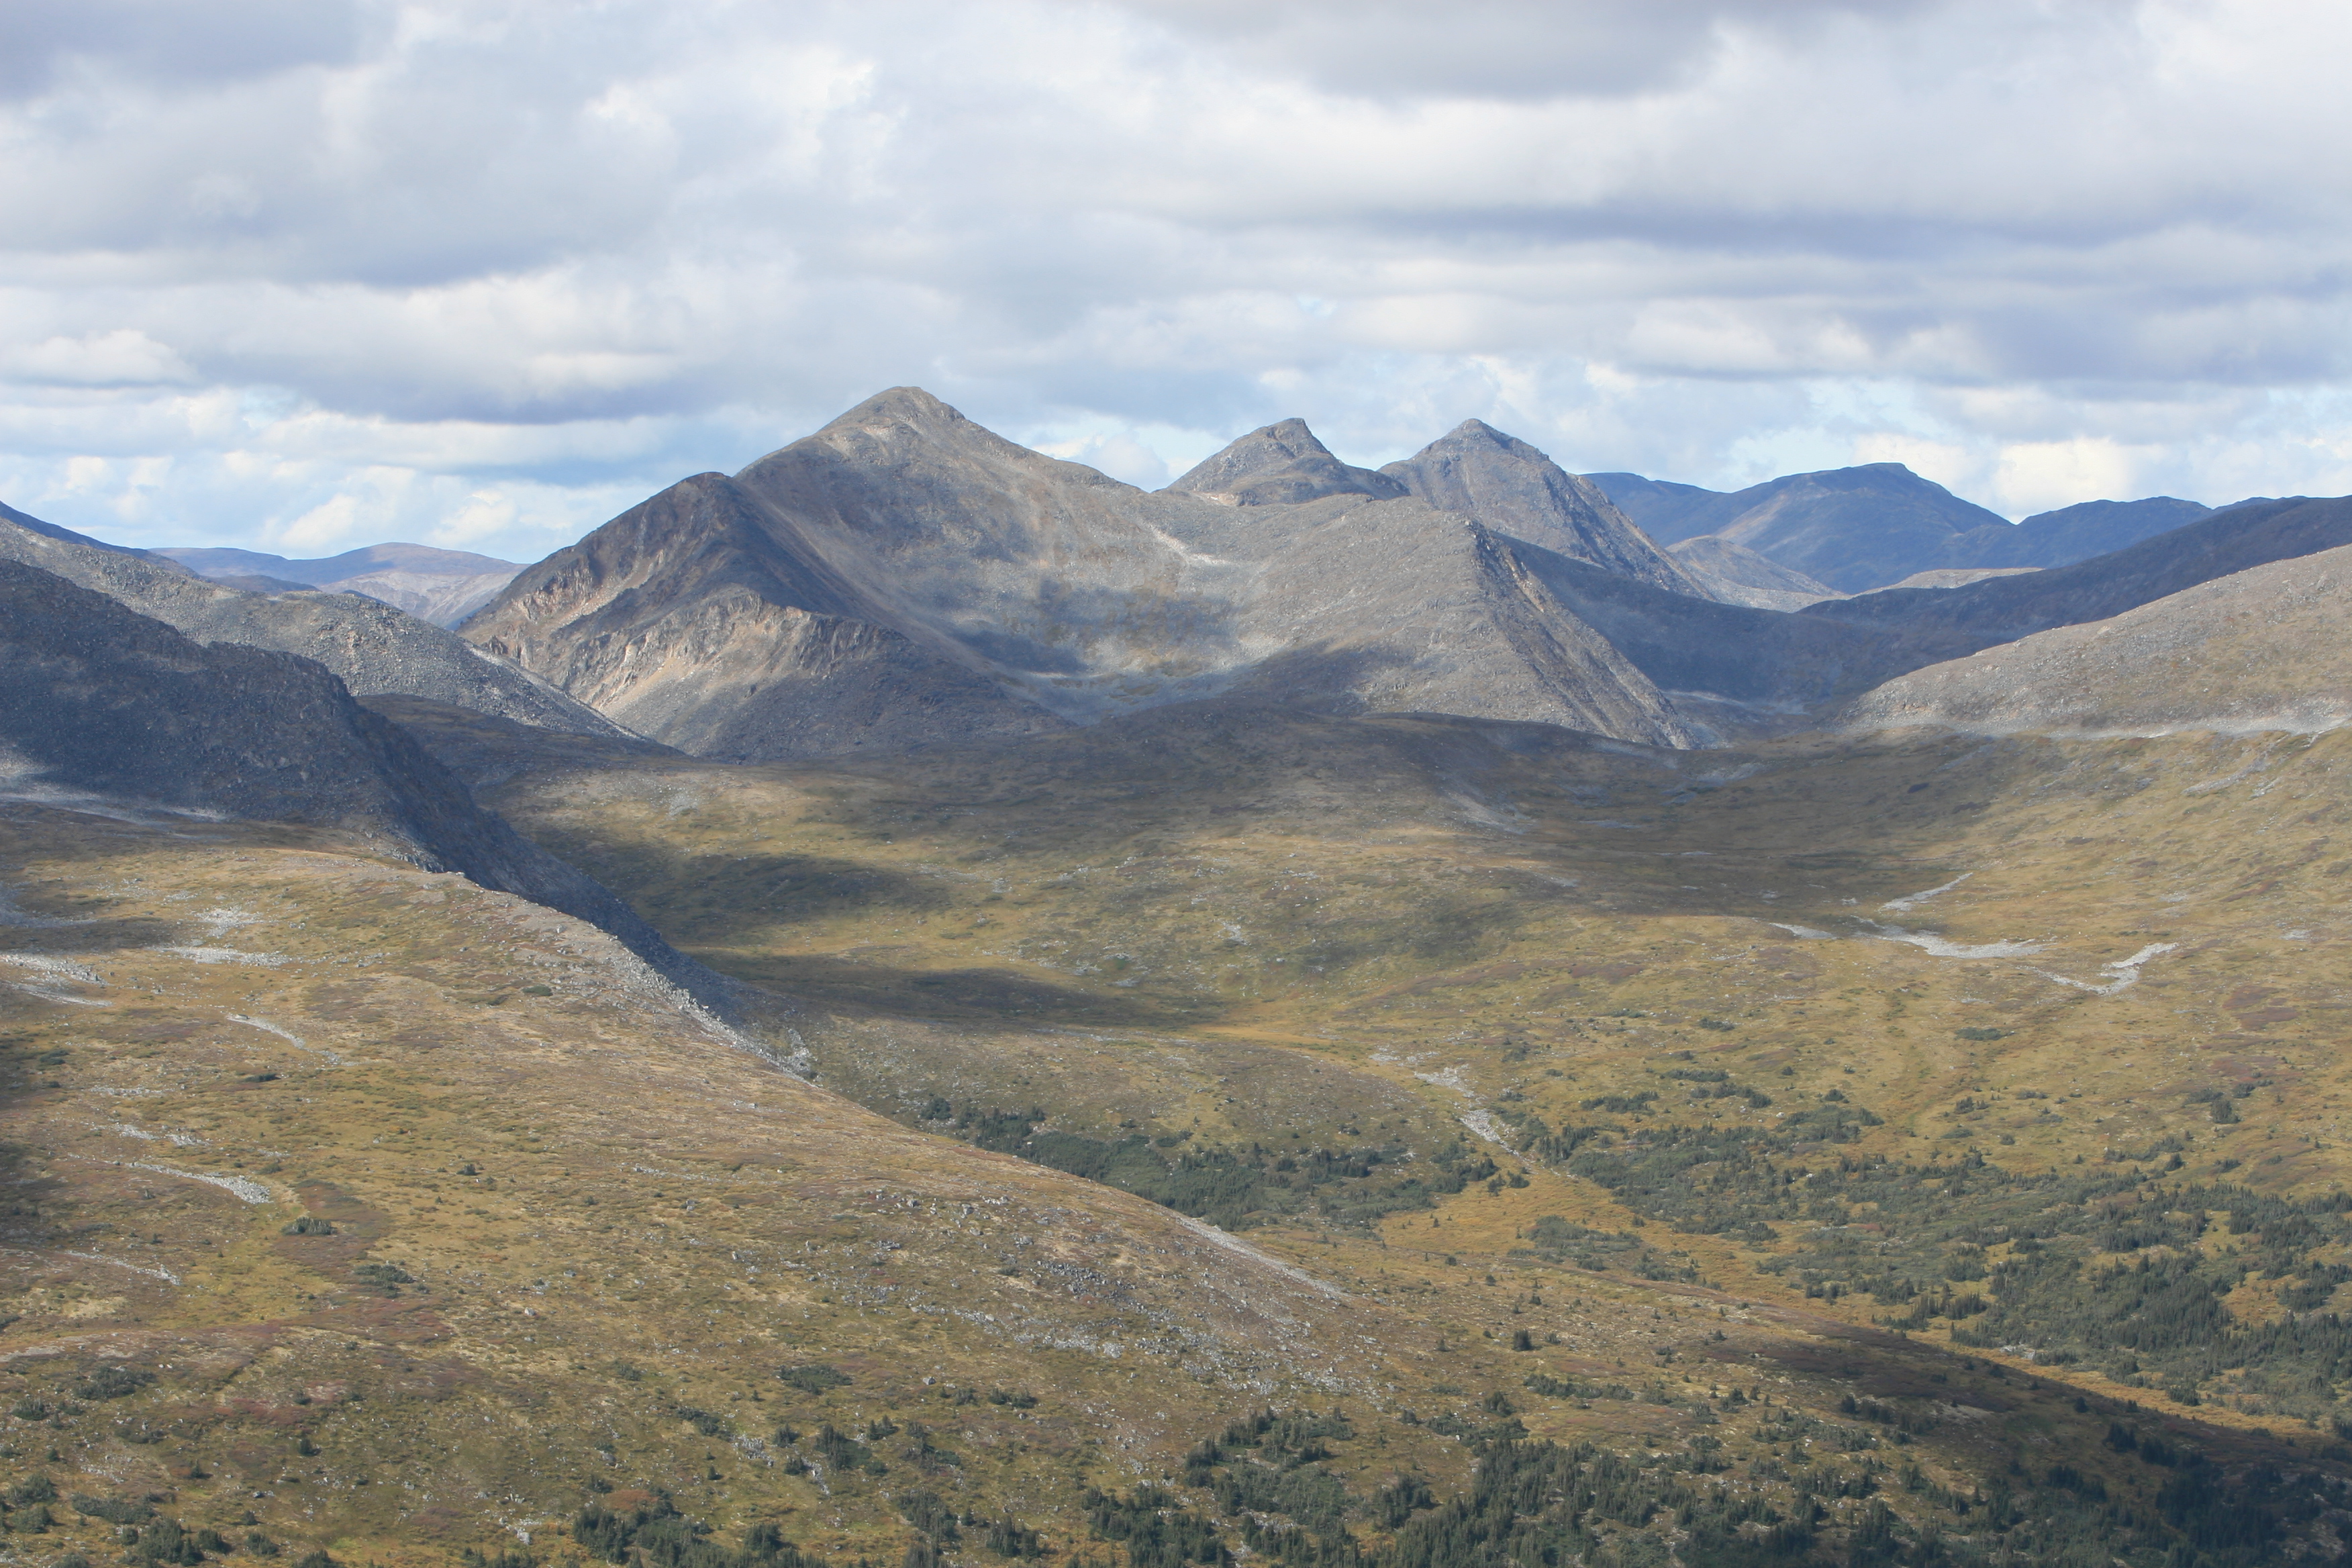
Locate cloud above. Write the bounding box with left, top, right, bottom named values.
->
left=1, top=0, right=2351, bottom=556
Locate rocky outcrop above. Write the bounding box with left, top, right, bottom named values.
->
left=0, top=509, right=618, bottom=736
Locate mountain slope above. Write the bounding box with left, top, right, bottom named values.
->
left=471, top=389, right=1697, bottom=752
left=1804, top=493, right=2352, bottom=657
left=1667, top=534, right=1843, bottom=610
left=1377, top=420, right=1703, bottom=595
left=1955, top=495, right=2212, bottom=569
left=0, top=508, right=620, bottom=736
left=1844, top=539, right=2352, bottom=735
left=0, top=556, right=712, bottom=996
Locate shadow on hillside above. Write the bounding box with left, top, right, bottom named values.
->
left=533, top=842, right=957, bottom=942
left=696, top=950, right=1226, bottom=1028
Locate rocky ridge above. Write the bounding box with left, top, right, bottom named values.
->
left=0, top=509, right=620, bottom=736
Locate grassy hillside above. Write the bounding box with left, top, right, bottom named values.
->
left=372, top=698, right=2352, bottom=1563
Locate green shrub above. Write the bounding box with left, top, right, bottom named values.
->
left=775, top=1365, right=850, bottom=1395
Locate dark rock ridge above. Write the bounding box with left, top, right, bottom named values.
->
left=1587, top=468, right=2216, bottom=591
left=467, top=389, right=1699, bottom=756
left=1376, top=420, right=1702, bottom=595
left=1165, top=418, right=1407, bottom=506
left=0, top=558, right=719, bottom=1001
left=0, top=509, right=620, bottom=736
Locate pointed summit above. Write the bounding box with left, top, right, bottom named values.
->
left=1381, top=421, right=1703, bottom=596
left=1165, top=418, right=1408, bottom=507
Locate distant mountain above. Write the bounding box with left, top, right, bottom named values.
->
left=1806, top=495, right=2352, bottom=665
left=467, top=389, right=1696, bottom=756
left=1667, top=534, right=1843, bottom=611
left=0, top=507, right=618, bottom=736
left=1958, top=496, right=2212, bottom=569
left=1585, top=469, right=2218, bottom=591
left=1582, top=462, right=2013, bottom=593
left=0, top=556, right=716, bottom=999
left=1579, top=473, right=1728, bottom=543
left=1879, top=567, right=2039, bottom=591
left=1844, top=540, right=2352, bottom=736
left=157, top=542, right=523, bottom=628
left=1377, top=420, right=1703, bottom=595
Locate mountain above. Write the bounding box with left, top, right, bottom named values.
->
left=1666, top=533, right=1843, bottom=609
left=1577, top=471, right=1726, bottom=541
left=0, top=556, right=712, bottom=997
left=1586, top=470, right=2220, bottom=591
left=158, top=542, right=524, bottom=628
left=1802, top=493, right=2352, bottom=655
left=1957, top=495, right=2213, bottom=569
left=0, top=497, right=185, bottom=560
left=467, top=389, right=1698, bottom=755
left=0, top=506, right=620, bottom=736
left=1587, top=462, right=2016, bottom=592
left=1844, top=539, right=2352, bottom=736
left=1163, top=417, right=1406, bottom=505
left=1376, top=420, right=1704, bottom=595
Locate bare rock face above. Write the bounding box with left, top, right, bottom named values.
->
left=0, top=509, right=618, bottom=737
left=0, top=558, right=718, bottom=999
left=1165, top=418, right=1408, bottom=506
left=1843, top=542, right=2352, bottom=736
left=1380, top=420, right=1704, bottom=596
left=469, top=389, right=1699, bottom=752
left=1668, top=534, right=1844, bottom=610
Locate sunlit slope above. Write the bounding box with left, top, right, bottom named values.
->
left=0, top=801, right=1426, bottom=1564
left=441, top=701, right=2352, bottom=1430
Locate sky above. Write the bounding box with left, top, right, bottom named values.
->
left=5, top=0, right=2352, bottom=563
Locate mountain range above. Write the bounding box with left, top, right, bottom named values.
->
left=155, top=542, right=523, bottom=628
left=9, top=388, right=2352, bottom=1568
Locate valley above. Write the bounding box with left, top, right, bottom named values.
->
left=5, top=391, right=2351, bottom=1567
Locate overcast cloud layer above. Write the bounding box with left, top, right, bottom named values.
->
left=5, top=0, right=2351, bottom=560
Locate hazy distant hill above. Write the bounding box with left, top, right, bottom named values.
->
left=158, top=541, right=523, bottom=628
left=1587, top=467, right=2216, bottom=591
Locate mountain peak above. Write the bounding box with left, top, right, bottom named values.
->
left=1165, top=419, right=1407, bottom=507
left=1380, top=422, right=1702, bottom=596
